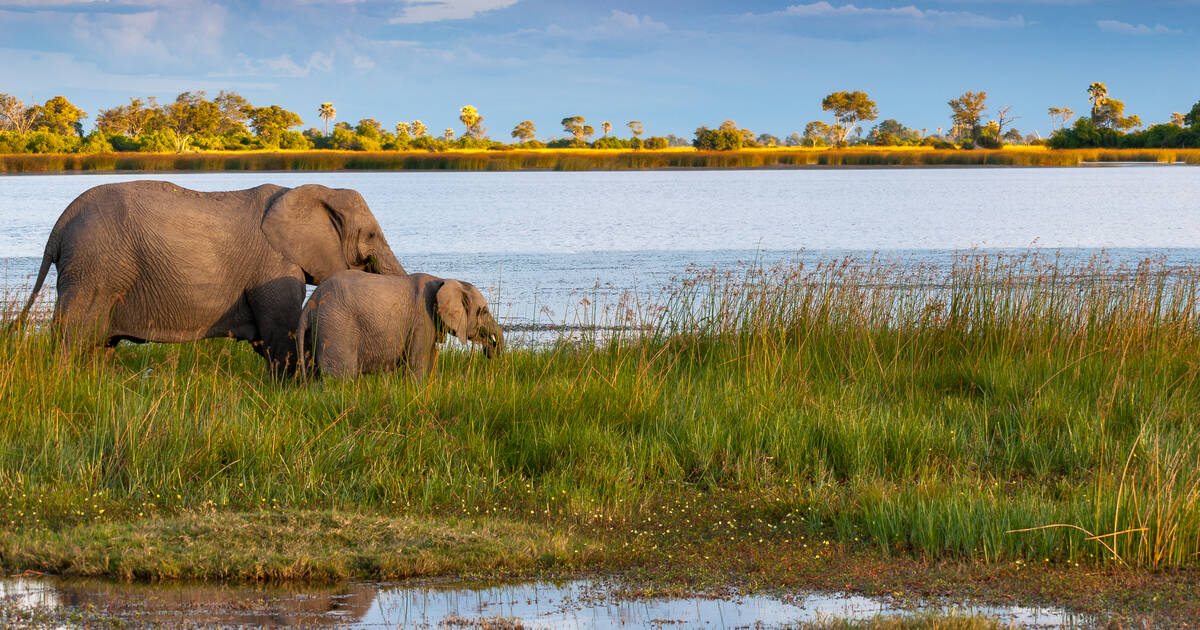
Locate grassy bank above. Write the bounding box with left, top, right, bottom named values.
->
left=3, top=253, right=1200, bottom=597
left=2, top=147, right=1199, bottom=173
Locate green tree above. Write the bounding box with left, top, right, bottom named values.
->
left=214, top=91, right=250, bottom=134
left=867, top=119, right=919, bottom=145
left=803, top=120, right=831, bottom=147
left=94, top=105, right=128, bottom=135
left=561, top=116, right=588, bottom=145
left=164, top=92, right=221, bottom=152
left=395, top=122, right=412, bottom=140
left=245, top=104, right=304, bottom=147
left=626, top=120, right=644, bottom=138
left=442, top=128, right=455, bottom=142
left=459, top=105, right=485, bottom=140
left=318, top=102, right=336, bottom=137
left=410, top=120, right=427, bottom=138
left=601, top=121, right=611, bottom=137
left=947, top=90, right=987, bottom=139
left=1184, top=101, right=1200, bottom=128
left=128, top=97, right=161, bottom=136
left=356, top=118, right=382, bottom=139
left=33, top=95, right=87, bottom=136
left=1092, top=98, right=1141, bottom=130
left=821, top=91, right=878, bottom=146
left=692, top=124, right=742, bottom=151
left=95, top=97, right=162, bottom=137
left=511, top=120, right=536, bottom=143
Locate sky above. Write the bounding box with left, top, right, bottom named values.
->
left=0, top=0, right=1197, bottom=140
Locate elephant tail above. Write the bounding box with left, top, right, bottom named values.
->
left=296, top=301, right=312, bottom=381
left=10, top=236, right=58, bottom=331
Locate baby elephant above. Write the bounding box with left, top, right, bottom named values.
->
left=298, top=270, right=503, bottom=380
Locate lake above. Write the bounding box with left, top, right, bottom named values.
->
left=3, top=167, right=1199, bottom=331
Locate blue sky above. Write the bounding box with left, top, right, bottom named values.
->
left=0, top=0, right=1197, bottom=139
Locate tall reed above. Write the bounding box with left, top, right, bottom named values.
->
left=2, top=251, right=1200, bottom=568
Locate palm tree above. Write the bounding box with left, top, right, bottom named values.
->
left=626, top=120, right=644, bottom=138
left=1087, top=82, right=1108, bottom=117
left=601, top=121, right=611, bottom=137
left=318, top=102, right=336, bottom=136
left=459, top=105, right=483, bottom=139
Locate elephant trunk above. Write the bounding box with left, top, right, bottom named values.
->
left=482, top=318, right=504, bottom=359
left=370, top=248, right=407, bottom=276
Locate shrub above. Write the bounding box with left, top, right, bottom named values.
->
left=0, top=131, right=27, bottom=153
left=591, top=136, right=630, bottom=149
left=278, top=130, right=312, bottom=150
left=77, top=132, right=114, bottom=154
left=135, top=130, right=178, bottom=153
left=975, top=132, right=1004, bottom=150
left=24, top=131, right=74, bottom=154
left=692, top=128, right=740, bottom=151
left=453, top=137, right=497, bottom=150
left=222, top=133, right=260, bottom=151
left=644, top=136, right=669, bottom=150
left=409, top=136, right=445, bottom=152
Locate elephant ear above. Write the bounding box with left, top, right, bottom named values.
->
left=261, top=185, right=351, bottom=283
left=436, top=280, right=470, bottom=344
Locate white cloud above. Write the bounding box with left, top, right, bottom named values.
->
left=541, top=10, right=669, bottom=40
left=753, top=2, right=1025, bottom=29
left=243, top=50, right=335, bottom=77
left=352, top=54, right=375, bottom=70
left=64, top=0, right=227, bottom=70
left=602, top=10, right=668, bottom=33
left=389, top=0, right=518, bottom=24
left=214, top=50, right=335, bottom=78
left=1096, top=19, right=1180, bottom=35
left=0, top=47, right=272, bottom=97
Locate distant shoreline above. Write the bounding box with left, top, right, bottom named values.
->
left=1, top=147, right=1197, bottom=174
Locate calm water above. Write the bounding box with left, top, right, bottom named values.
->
left=2, top=577, right=1095, bottom=628
left=3, top=168, right=1199, bottom=329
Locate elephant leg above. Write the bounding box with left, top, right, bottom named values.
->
left=319, top=339, right=359, bottom=379
left=406, top=343, right=436, bottom=382
left=53, top=285, right=116, bottom=355
left=247, top=277, right=306, bottom=378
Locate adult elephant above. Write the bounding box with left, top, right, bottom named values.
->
left=16, top=180, right=406, bottom=377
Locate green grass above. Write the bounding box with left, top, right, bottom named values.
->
left=1, top=148, right=1199, bottom=172
left=3, top=251, right=1200, bottom=582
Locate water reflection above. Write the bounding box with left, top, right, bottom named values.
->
left=2, top=577, right=1094, bottom=629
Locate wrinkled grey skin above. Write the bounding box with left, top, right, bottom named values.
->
left=298, top=271, right=503, bottom=381
left=16, top=180, right=406, bottom=377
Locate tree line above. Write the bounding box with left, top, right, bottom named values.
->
left=1, top=85, right=1197, bottom=155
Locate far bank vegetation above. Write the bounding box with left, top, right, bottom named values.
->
left=2, top=83, right=1198, bottom=161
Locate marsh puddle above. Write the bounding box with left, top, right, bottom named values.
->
left=2, top=576, right=1095, bottom=628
